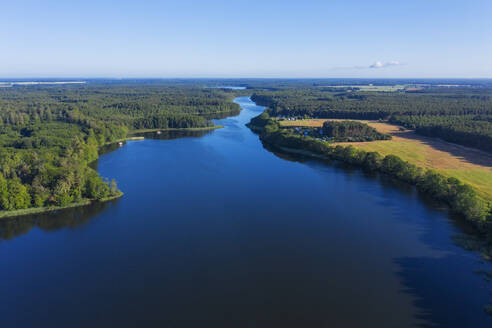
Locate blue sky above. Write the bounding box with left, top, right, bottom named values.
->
left=1, top=0, right=491, bottom=78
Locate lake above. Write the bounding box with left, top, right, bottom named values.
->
left=1, top=97, right=491, bottom=327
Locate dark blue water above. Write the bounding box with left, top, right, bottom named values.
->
left=1, top=97, right=492, bottom=327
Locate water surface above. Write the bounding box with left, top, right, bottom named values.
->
left=1, top=97, right=492, bottom=327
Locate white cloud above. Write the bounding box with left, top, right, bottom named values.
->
left=369, top=60, right=401, bottom=69
left=329, top=60, right=404, bottom=73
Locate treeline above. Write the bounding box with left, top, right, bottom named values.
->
left=0, top=83, right=241, bottom=215
left=251, top=88, right=492, bottom=118
left=251, top=86, right=492, bottom=153
left=0, top=85, right=240, bottom=129
left=248, top=113, right=491, bottom=232
left=322, top=121, right=391, bottom=142
left=390, top=115, right=492, bottom=153
left=132, top=114, right=212, bottom=130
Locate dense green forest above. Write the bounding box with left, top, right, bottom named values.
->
left=0, top=82, right=240, bottom=215
left=248, top=112, right=492, bottom=233
left=251, top=86, right=492, bottom=153
left=322, top=121, right=391, bottom=142
left=2, top=79, right=492, bottom=217
left=389, top=115, right=492, bottom=152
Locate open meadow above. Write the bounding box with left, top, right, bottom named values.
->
left=279, top=119, right=492, bottom=201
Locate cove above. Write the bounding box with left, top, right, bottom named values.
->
left=1, top=97, right=492, bottom=327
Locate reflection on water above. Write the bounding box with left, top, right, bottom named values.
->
left=264, top=140, right=460, bottom=219
left=202, top=109, right=241, bottom=120
left=132, top=129, right=214, bottom=140
left=0, top=199, right=117, bottom=241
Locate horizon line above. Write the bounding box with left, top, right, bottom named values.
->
left=1, top=77, right=492, bottom=80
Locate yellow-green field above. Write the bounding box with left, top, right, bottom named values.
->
left=279, top=119, right=492, bottom=201
left=279, top=119, right=327, bottom=127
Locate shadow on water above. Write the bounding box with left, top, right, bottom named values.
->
left=93, top=129, right=218, bottom=170
left=265, top=140, right=490, bottom=242
left=394, top=256, right=492, bottom=328
left=202, top=109, right=242, bottom=120
left=0, top=199, right=118, bottom=242
left=262, top=139, right=492, bottom=327
left=263, top=140, right=475, bottom=230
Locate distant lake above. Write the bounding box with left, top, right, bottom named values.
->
left=1, top=97, right=491, bottom=327
left=208, top=86, right=247, bottom=89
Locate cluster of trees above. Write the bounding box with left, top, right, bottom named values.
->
left=132, top=114, right=212, bottom=130
left=0, top=129, right=120, bottom=212
left=249, top=115, right=491, bottom=231
left=322, top=121, right=391, bottom=142
left=0, top=82, right=241, bottom=214
left=251, top=86, right=492, bottom=153
left=391, top=115, right=492, bottom=153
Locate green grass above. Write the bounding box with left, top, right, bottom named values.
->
left=445, top=169, right=492, bottom=202
left=341, top=139, right=492, bottom=202
left=348, top=140, right=428, bottom=164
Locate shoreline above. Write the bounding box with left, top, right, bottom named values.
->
left=247, top=114, right=491, bottom=222
left=0, top=192, right=123, bottom=220
left=249, top=121, right=492, bottom=262
left=128, top=125, right=224, bottom=135
left=0, top=125, right=228, bottom=220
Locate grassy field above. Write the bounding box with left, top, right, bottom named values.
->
left=279, top=119, right=327, bottom=127
left=279, top=119, right=492, bottom=201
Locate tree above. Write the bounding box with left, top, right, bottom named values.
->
left=363, top=152, right=383, bottom=171
left=7, top=180, right=31, bottom=210
left=453, top=184, right=488, bottom=224
left=0, top=175, right=9, bottom=210
left=84, top=173, right=109, bottom=200
left=110, top=179, right=118, bottom=196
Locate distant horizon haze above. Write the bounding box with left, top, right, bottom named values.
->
left=1, top=77, right=492, bottom=81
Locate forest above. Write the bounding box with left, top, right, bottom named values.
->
left=0, top=82, right=240, bottom=215
left=321, top=120, right=391, bottom=142
left=251, top=85, right=492, bottom=153
left=2, top=79, right=492, bottom=218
